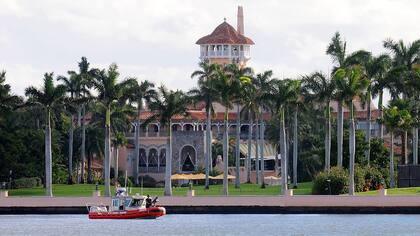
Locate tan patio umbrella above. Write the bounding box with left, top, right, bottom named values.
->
left=210, top=174, right=236, bottom=180
left=188, top=173, right=206, bottom=180
left=171, top=173, right=189, bottom=180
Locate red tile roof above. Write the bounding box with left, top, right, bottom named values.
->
left=138, top=110, right=271, bottom=122
left=196, top=22, right=254, bottom=45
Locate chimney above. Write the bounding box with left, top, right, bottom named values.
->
left=237, top=6, right=244, bottom=35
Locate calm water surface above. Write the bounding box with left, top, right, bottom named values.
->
left=1, top=214, right=420, bottom=236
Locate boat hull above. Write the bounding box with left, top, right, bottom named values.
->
left=89, top=207, right=166, bottom=219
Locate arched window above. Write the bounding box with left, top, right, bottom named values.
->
left=184, top=124, right=194, bottom=131
left=139, top=148, right=147, bottom=167
left=148, top=148, right=158, bottom=167
left=180, top=145, right=196, bottom=172
left=159, top=149, right=166, bottom=167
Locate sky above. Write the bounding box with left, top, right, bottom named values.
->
left=1, top=0, right=419, bottom=103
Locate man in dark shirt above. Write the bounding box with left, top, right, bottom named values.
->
left=145, top=195, right=152, bottom=208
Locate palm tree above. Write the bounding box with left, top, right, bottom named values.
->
left=241, top=78, right=259, bottom=183
left=57, top=73, right=84, bottom=184
left=213, top=65, right=249, bottom=195
left=25, top=73, right=66, bottom=196
left=0, top=71, right=22, bottom=124
left=147, top=86, right=189, bottom=196
left=253, top=70, right=274, bottom=187
left=268, top=79, right=300, bottom=195
left=383, top=102, right=412, bottom=188
left=302, top=72, right=335, bottom=171
left=383, top=39, right=420, bottom=164
left=326, top=32, right=370, bottom=167
left=85, top=124, right=103, bottom=184
left=89, top=99, right=134, bottom=180
left=68, top=57, right=97, bottom=184
left=91, top=64, right=135, bottom=197
left=224, top=64, right=253, bottom=188
left=126, top=80, right=156, bottom=185
left=333, top=66, right=368, bottom=195
left=112, top=132, right=128, bottom=184
left=189, top=64, right=219, bottom=189
left=360, top=54, right=392, bottom=164
left=369, top=55, right=392, bottom=140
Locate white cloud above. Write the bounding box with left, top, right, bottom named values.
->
left=0, top=0, right=419, bottom=107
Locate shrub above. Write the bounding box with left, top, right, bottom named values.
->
left=137, top=175, right=157, bottom=187
left=209, top=169, right=221, bottom=177
left=52, top=164, right=68, bottom=184
left=13, top=177, right=41, bottom=189
left=117, top=175, right=134, bottom=187
left=363, top=166, right=386, bottom=190
left=312, top=167, right=349, bottom=195
left=354, top=165, right=389, bottom=192
left=354, top=165, right=367, bottom=192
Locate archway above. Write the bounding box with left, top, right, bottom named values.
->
left=172, top=124, right=182, bottom=131
left=180, top=145, right=196, bottom=172
left=184, top=124, right=194, bottom=131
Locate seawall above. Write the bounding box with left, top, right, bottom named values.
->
left=2, top=195, right=420, bottom=214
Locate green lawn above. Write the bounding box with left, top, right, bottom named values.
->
left=357, top=187, right=420, bottom=196
left=9, top=182, right=313, bottom=197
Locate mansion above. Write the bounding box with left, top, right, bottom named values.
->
left=112, top=6, right=381, bottom=183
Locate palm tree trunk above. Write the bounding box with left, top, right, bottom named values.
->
left=403, top=132, right=408, bottom=164
left=325, top=105, right=331, bottom=171
left=292, top=107, right=298, bottom=188
left=255, top=118, right=260, bottom=185
left=280, top=108, right=288, bottom=195
left=164, top=120, right=172, bottom=196
left=134, top=122, right=139, bottom=184
left=246, top=112, right=252, bottom=183
left=76, top=160, right=80, bottom=184
left=366, top=91, right=371, bottom=165
left=235, top=104, right=241, bottom=188
left=260, top=118, right=265, bottom=188
left=349, top=102, right=355, bottom=196
left=87, top=152, right=92, bottom=184
left=275, top=146, right=279, bottom=176
left=379, top=90, right=384, bottom=139
left=45, top=109, right=53, bottom=197
left=223, top=108, right=229, bottom=196
left=80, top=105, right=86, bottom=184
left=104, top=107, right=111, bottom=197
left=134, top=105, right=141, bottom=185
left=337, top=101, right=344, bottom=167
left=114, top=147, right=119, bottom=184
left=413, top=127, right=418, bottom=165
left=77, top=106, right=82, bottom=127
left=205, top=108, right=211, bottom=189
left=68, top=114, right=74, bottom=184
left=390, top=131, right=395, bottom=188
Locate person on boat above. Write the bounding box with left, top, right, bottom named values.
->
left=152, top=197, right=159, bottom=207
left=145, top=195, right=152, bottom=208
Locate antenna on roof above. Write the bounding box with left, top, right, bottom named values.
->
left=224, top=17, right=226, bottom=22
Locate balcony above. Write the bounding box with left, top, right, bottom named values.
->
left=200, top=50, right=250, bottom=59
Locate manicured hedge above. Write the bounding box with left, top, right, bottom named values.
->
left=313, top=165, right=389, bottom=195
left=312, top=167, right=349, bottom=195
left=14, top=177, right=41, bottom=189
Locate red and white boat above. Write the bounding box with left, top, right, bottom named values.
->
left=88, top=192, right=166, bottom=220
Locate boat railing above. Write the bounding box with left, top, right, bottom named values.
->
left=86, top=203, right=109, bottom=212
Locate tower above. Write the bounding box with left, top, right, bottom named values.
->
left=196, top=6, right=254, bottom=67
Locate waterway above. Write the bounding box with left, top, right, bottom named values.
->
left=1, top=214, right=420, bottom=236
